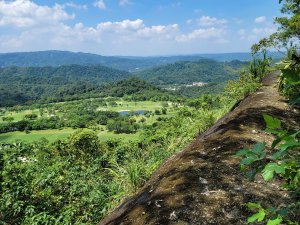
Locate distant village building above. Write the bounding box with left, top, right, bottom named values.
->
left=164, top=82, right=208, bottom=91
left=186, top=82, right=207, bottom=87
left=192, top=82, right=207, bottom=86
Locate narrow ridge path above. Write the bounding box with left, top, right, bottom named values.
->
left=99, top=72, right=300, bottom=225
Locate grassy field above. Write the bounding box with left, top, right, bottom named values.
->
left=0, top=128, right=75, bottom=143
left=1, top=109, right=40, bottom=123
left=97, top=100, right=167, bottom=111
left=0, top=128, right=140, bottom=144
left=0, top=99, right=173, bottom=143
left=1, top=100, right=169, bottom=123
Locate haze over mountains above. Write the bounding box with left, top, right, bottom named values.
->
left=0, top=50, right=282, bottom=71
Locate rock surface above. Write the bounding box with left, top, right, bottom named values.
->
left=99, top=72, right=300, bottom=225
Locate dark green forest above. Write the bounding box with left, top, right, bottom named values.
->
left=134, top=59, right=246, bottom=85
left=0, top=65, right=130, bottom=106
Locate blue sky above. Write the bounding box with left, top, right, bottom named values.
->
left=0, top=0, right=281, bottom=56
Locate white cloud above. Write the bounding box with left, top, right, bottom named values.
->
left=197, top=16, right=227, bottom=26
left=97, top=19, right=144, bottom=32
left=0, top=0, right=74, bottom=27
left=236, top=27, right=276, bottom=42
left=94, top=18, right=226, bottom=44
left=0, top=0, right=231, bottom=56
left=93, top=0, right=106, bottom=10
left=255, top=16, right=267, bottom=24
left=64, top=2, right=87, bottom=10
left=252, top=27, right=276, bottom=35
left=0, top=22, right=102, bottom=52
left=95, top=19, right=179, bottom=42
left=119, top=0, right=132, bottom=6
left=138, top=24, right=179, bottom=40
left=51, top=23, right=101, bottom=46
left=176, top=27, right=226, bottom=42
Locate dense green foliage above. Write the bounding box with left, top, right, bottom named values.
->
left=134, top=59, right=244, bottom=85
left=0, top=55, right=264, bottom=224
left=0, top=98, right=233, bottom=224
left=98, top=78, right=176, bottom=101
left=0, top=67, right=176, bottom=106
left=0, top=64, right=130, bottom=106
left=174, top=83, right=226, bottom=98
left=277, top=48, right=300, bottom=104
left=249, top=50, right=271, bottom=82
left=0, top=97, right=160, bottom=134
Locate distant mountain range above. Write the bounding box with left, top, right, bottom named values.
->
left=134, top=59, right=246, bottom=85
left=0, top=50, right=284, bottom=107
left=0, top=50, right=284, bottom=71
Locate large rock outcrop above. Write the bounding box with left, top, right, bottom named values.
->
left=99, top=72, right=300, bottom=225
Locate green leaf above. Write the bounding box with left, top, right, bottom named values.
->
left=263, top=114, right=281, bottom=130
left=279, top=141, right=300, bottom=151
left=241, top=156, right=258, bottom=165
left=262, top=163, right=285, bottom=181
left=271, top=149, right=286, bottom=160
left=266, top=129, right=287, bottom=136
left=247, top=209, right=266, bottom=223
left=246, top=202, right=262, bottom=209
left=252, top=142, right=266, bottom=159
left=235, top=148, right=252, bottom=156
left=266, top=217, right=282, bottom=225
left=252, top=142, right=265, bottom=155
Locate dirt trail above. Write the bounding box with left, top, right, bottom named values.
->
left=99, top=72, right=300, bottom=225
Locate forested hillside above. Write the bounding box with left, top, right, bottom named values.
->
left=0, top=51, right=141, bottom=71
left=0, top=51, right=207, bottom=71
left=134, top=59, right=246, bottom=85
left=0, top=64, right=130, bottom=106
left=0, top=59, right=246, bottom=107
left=0, top=51, right=283, bottom=72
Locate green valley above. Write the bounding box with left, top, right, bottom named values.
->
left=0, top=48, right=272, bottom=225
left=0, top=0, right=299, bottom=225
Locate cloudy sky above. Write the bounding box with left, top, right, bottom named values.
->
left=0, top=0, right=281, bottom=56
